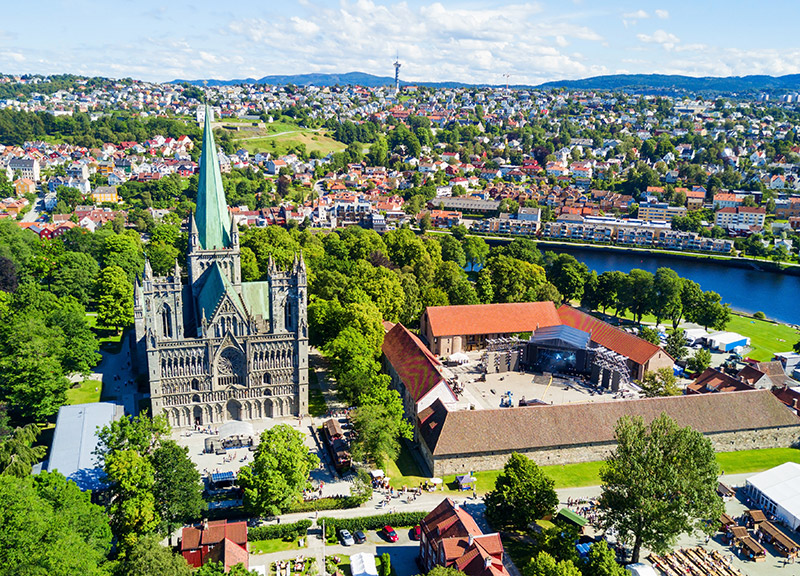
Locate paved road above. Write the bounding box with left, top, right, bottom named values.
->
left=21, top=191, right=44, bottom=222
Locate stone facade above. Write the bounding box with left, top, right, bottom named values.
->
left=421, top=425, right=800, bottom=477
left=132, top=105, right=308, bottom=428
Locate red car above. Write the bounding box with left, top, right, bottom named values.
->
left=412, top=525, right=421, bottom=540
left=382, top=525, right=399, bottom=542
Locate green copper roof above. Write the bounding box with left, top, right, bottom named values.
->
left=196, top=104, right=231, bottom=250
left=197, top=263, right=246, bottom=322
left=240, top=281, right=271, bottom=319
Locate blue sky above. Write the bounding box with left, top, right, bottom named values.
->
left=1, top=0, right=799, bottom=84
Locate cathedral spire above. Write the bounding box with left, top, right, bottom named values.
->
left=195, top=103, right=230, bottom=250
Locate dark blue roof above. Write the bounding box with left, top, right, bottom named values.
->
left=211, top=471, right=235, bottom=483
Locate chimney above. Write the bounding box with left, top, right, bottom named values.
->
left=468, top=534, right=474, bottom=547
left=203, top=519, right=209, bottom=530
left=484, top=556, right=493, bottom=569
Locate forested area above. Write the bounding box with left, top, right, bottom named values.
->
left=0, top=108, right=235, bottom=152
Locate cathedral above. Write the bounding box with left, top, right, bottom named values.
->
left=132, top=106, right=308, bottom=428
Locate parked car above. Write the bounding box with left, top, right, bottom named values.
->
left=354, top=530, right=367, bottom=544
left=382, top=525, right=399, bottom=542
left=412, top=525, right=421, bottom=540
left=339, top=529, right=355, bottom=546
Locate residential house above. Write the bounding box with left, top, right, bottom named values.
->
left=13, top=177, right=36, bottom=196
left=181, top=520, right=249, bottom=572
left=713, top=193, right=742, bottom=209
left=419, top=498, right=510, bottom=576
left=91, top=186, right=120, bottom=204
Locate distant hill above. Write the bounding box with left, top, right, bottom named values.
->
left=171, top=71, right=470, bottom=89
left=171, top=71, right=800, bottom=94
left=535, top=74, right=800, bottom=93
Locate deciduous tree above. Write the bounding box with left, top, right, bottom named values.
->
left=686, top=348, right=712, bottom=374
left=238, top=424, right=320, bottom=516
left=665, top=329, right=688, bottom=360
left=95, top=265, right=134, bottom=333
left=637, top=367, right=681, bottom=397
left=599, top=413, right=723, bottom=562
left=484, top=453, right=558, bottom=531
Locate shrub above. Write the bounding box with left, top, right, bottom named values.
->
left=319, top=511, right=428, bottom=539
left=753, top=311, right=766, bottom=320
left=248, top=519, right=312, bottom=541
left=379, top=553, right=391, bottom=576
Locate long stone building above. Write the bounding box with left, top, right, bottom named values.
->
left=132, top=106, right=308, bottom=428
left=416, top=389, right=800, bottom=476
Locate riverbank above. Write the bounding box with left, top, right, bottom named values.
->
left=468, top=232, right=800, bottom=277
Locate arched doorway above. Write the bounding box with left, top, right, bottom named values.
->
left=193, top=405, right=203, bottom=426
left=226, top=399, right=241, bottom=421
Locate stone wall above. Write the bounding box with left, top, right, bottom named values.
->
left=424, top=425, right=800, bottom=477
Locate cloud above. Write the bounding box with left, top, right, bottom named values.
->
left=637, top=29, right=680, bottom=50
left=655, top=9, right=669, bottom=19
left=623, top=10, right=649, bottom=19
left=226, top=0, right=605, bottom=84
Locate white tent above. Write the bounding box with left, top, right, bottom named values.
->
left=448, top=352, right=470, bottom=364
left=370, top=469, right=384, bottom=479
left=746, top=462, right=800, bottom=530
left=218, top=420, right=255, bottom=439
left=429, top=477, right=443, bottom=485
left=683, top=328, right=708, bottom=345
left=626, top=564, right=658, bottom=576
left=350, top=553, right=378, bottom=576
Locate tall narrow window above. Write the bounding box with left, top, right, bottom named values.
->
left=161, top=305, right=172, bottom=338
left=285, top=298, right=293, bottom=331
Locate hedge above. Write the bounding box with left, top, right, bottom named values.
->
left=248, top=519, right=312, bottom=541
left=288, top=494, right=366, bottom=514
left=320, top=511, right=429, bottom=539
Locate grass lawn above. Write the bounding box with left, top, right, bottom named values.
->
left=726, top=313, right=800, bottom=361
left=385, top=447, right=800, bottom=493
left=250, top=538, right=304, bottom=554
left=716, top=447, right=800, bottom=474
left=238, top=130, right=346, bottom=156
left=86, top=314, right=126, bottom=354
left=65, top=379, right=102, bottom=405
left=308, top=368, right=328, bottom=417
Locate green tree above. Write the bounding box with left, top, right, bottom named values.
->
left=350, top=377, right=413, bottom=468
left=584, top=540, right=627, bottom=576
left=651, top=268, right=683, bottom=327
left=597, top=271, right=626, bottom=315
left=114, top=535, right=192, bottom=576
left=450, top=224, right=468, bottom=242
left=580, top=271, right=602, bottom=311
left=522, top=552, right=582, bottom=576
left=95, top=265, right=134, bottom=333
left=463, top=236, right=490, bottom=270
left=621, top=269, right=654, bottom=324
left=688, top=291, right=730, bottom=331
left=475, top=268, right=494, bottom=303
left=438, top=235, right=467, bottom=267
left=147, top=242, right=180, bottom=276
left=485, top=255, right=547, bottom=303
left=418, top=212, right=432, bottom=233
left=105, top=448, right=160, bottom=549
left=238, top=424, right=320, bottom=515
left=151, top=440, right=204, bottom=534
left=0, top=472, right=112, bottom=576
left=56, top=185, right=84, bottom=210
left=638, top=326, right=660, bottom=345
left=665, top=329, right=688, bottom=360
left=637, top=368, right=681, bottom=397
left=0, top=423, right=47, bottom=477
left=50, top=251, right=99, bottom=306
left=686, top=348, right=712, bottom=374
left=546, top=254, right=587, bottom=303
left=599, top=413, right=724, bottom=562
left=484, top=453, right=558, bottom=531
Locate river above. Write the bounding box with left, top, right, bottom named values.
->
left=542, top=244, right=800, bottom=324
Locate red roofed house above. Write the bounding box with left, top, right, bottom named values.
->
left=181, top=520, right=249, bottom=572
left=420, top=498, right=510, bottom=576
left=382, top=322, right=457, bottom=423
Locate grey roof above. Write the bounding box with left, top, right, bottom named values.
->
left=47, top=402, right=119, bottom=490
left=529, top=324, right=591, bottom=349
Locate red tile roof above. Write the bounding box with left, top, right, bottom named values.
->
left=424, top=302, right=561, bottom=338
left=383, top=323, right=448, bottom=403
left=205, top=538, right=249, bottom=572
left=557, top=305, right=665, bottom=365
left=687, top=368, right=752, bottom=394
